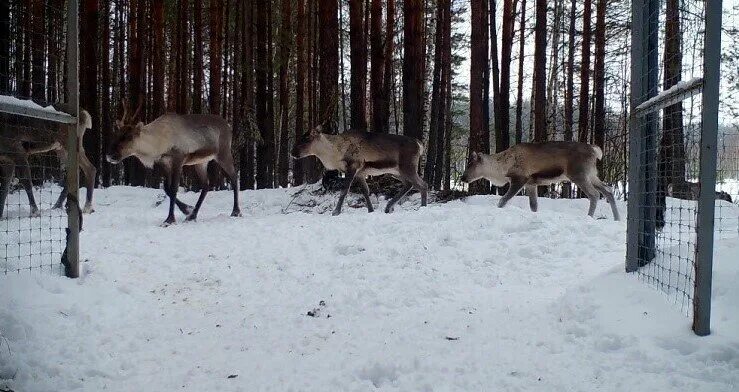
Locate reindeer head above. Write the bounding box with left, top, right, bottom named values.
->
left=460, top=152, right=487, bottom=183
left=291, top=125, right=326, bottom=159
left=107, top=100, right=144, bottom=164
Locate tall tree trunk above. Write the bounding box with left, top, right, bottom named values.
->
left=127, top=0, right=147, bottom=186
left=514, top=0, right=526, bottom=144
left=499, top=0, right=516, bottom=150
left=490, top=0, right=500, bottom=149
left=564, top=0, right=575, bottom=142
left=433, top=0, right=451, bottom=190
left=369, top=0, right=383, bottom=133
left=318, top=0, right=339, bottom=133
left=255, top=0, right=274, bottom=188
left=402, top=0, right=425, bottom=141
left=277, top=0, right=292, bottom=187
left=424, top=0, right=446, bottom=187
left=660, top=0, right=685, bottom=184
left=151, top=0, right=164, bottom=117
left=210, top=0, right=224, bottom=114
left=101, top=0, right=112, bottom=186
left=240, top=0, right=256, bottom=190
left=532, top=0, right=547, bottom=142
left=469, top=0, right=490, bottom=194
left=0, top=1, right=9, bottom=94
left=593, top=0, right=606, bottom=166
left=293, top=0, right=307, bottom=185
left=192, top=0, right=204, bottom=113
left=380, top=0, right=395, bottom=133
left=349, top=0, right=368, bottom=131
left=562, top=0, right=576, bottom=197
left=80, top=0, right=99, bottom=186
left=31, top=0, right=46, bottom=102
left=577, top=0, right=592, bottom=143
left=176, top=0, right=189, bottom=114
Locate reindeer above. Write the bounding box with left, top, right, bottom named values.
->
left=667, top=181, right=733, bottom=204
left=291, top=125, right=428, bottom=215
left=461, top=141, right=621, bottom=221
left=106, top=102, right=241, bottom=226
left=1, top=109, right=96, bottom=218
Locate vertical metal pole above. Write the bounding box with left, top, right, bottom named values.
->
left=626, top=0, right=658, bottom=271
left=626, top=0, right=645, bottom=272
left=693, top=0, right=723, bottom=337
left=64, top=0, right=80, bottom=278
left=641, top=0, right=659, bottom=264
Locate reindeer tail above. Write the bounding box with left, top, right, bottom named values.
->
left=591, top=145, right=603, bottom=160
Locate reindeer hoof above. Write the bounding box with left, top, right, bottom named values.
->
left=384, top=207, right=393, bottom=214
left=29, top=208, right=41, bottom=217
left=331, top=210, right=342, bottom=216
left=185, top=215, right=197, bottom=222
left=160, top=219, right=176, bottom=227
left=231, top=210, right=242, bottom=217
left=82, top=204, right=95, bottom=214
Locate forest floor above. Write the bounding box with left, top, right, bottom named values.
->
left=1, top=184, right=738, bottom=391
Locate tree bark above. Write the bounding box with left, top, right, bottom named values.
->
left=293, top=0, right=307, bottom=185
left=277, top=0, right=292, bottom=187
left=424, top=0, right=447, bottom=187
left=469, top=0, right=490, bottom=194
left=532, top=0, right=547, bottom=142
left=192, top=0, right=204, bottom=113
left=240, top=0, right=256, bottom=190
left=369, top=0, right=383, bottom=133
left=577, top=0, right=592, bottom=143
left=593, top=0, right=606, bottom=167
left=402, top=0, right=425, bottom=141
left=381, top=0, right=395, bottom=133
left=256, top=0, right=274, bottom=188
left=80, top=0, right=99, bottom=186
left=562, top=0, right=576, bottom=197
left=660, top=0, right=685, bottom=184
left=0, top=1, right=8, bottom=94
left=210, top=0, right=224, bottom=115
left=349, top=0, right=368, bottom=131
left=100, top=0, right=113, bottom=186
left=514, top=0, right=526, bottom=144
left=499, top=0, right=516, bottom=150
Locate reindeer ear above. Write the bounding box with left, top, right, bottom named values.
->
left=471, top=152, right=479, bottom=160
left=135, top=122, right=145, bottom=133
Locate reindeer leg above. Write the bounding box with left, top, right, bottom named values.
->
left=162, top=159, right=183, bottom=226
left=385, top=181, right=413, bottom=214
left=572, top=176, right=600, bottom=218
left=593, top=178, right=621, bottom=221
left=526, top=184, right=538, bottom=212
left=53, top=148, right=68, bottom=209
left=160, top=163, right=193, bottom=215
left=333, top=169, right=357, bottom=216
left=186, top=164, right=209, bottom=222
left=217, top=154, right=241, bottom=217
left=409, top=173, right=428, bottom=207
left=14, top=155, right=39, bottom=216
left=78, top=148, right=97, bottom=214
left=356, top=176, right=374, bottom=212
left=497, top=177, right=526, bottom=208
left=0, top=160, right=15, bottom=219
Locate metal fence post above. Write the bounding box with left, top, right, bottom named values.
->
left=64, top=0, right=80, bottom=278
left=626, top=0, right=658, bottom=271
left=626, top=0, right=645, bottom=272
left=693, top=0, right=723, bottom=337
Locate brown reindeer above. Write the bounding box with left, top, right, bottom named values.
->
left=461, top=141, right=620, bottom=221
left=106, top=102, right=241, bottom=226
left=1, top=109, right=96, bottom=218
left=291, top=125, right=428, bottom=215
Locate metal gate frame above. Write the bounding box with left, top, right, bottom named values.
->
left=626, top=0, right=723, bottom=336
left=0, top=0, right=80, bottom=278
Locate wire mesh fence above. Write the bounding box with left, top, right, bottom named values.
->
left=1, top=0, right=80, bottom=277
left=626, top=0, right=725, bottom=336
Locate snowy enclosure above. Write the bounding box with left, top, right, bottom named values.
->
left=1, top=186, right=738, bottom=391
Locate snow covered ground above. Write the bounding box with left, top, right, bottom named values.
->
left=1, top=185, right=738, bottom=391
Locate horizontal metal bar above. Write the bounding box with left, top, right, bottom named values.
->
left=0, top=101, right=77, bottom=124
left=633, top=77, right=703, bottom=118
